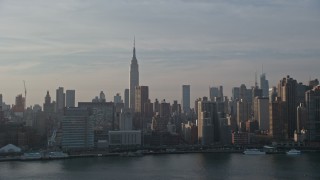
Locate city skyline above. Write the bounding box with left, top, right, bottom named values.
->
left=1, top=0, right=320, bottom=106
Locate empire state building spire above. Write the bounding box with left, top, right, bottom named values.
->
left=130, top=38, right=139, bottom=110
left=133, top=36, right=136, bottom=60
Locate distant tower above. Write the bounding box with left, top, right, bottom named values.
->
left=124, top=89, right=129, bottom=109
left=66, top=90, right=75, bottom=107
left=182, top=85, right=190, bottom=113
left=99, top=91, right=106, bottom=102
left=56, top=87, right=65, bottom=112
left=260, top=73, right=269, bottom=97
left=135, top=86, right=149, bottom=114
left=130, top=38, right=139, bottom=111
left=43, top=91, right=54, bottom=113
left=114, top=93, right=122, bottom=104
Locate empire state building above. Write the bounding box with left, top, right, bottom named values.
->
left=130, top=39, right=139, bottom=110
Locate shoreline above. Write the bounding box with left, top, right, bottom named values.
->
left=1, top=149, right=320, bottom=162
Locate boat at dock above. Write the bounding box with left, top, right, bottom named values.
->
left=20, top=152, right=42, bottom=160
left=243, top=149, right=266, bottom=155
left=286, top=149, right=301, bottom=155
left=48, top=151, right=69, bottom=159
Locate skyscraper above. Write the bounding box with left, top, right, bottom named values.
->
left=135, top=86, right=149, bottom=114
left=56, top=87, right=65, bottom=112
left=269, top=97, right=287, bottom=140
left=182, top=85, right=190, bottom=113
left=124, top=89, right=129, bottom=109
left=305, top=85, right=320, bottom=141
left=114, top=93, right=122, bottom=104
left=130, top=39, right=139, bottom=111
left=66, top=90, right=75, bottom=107
left=99, top=91, right=106, bottom=102
left=62, top=107, right=94, bottom=150
left=237, top=99, right=249, bottom=131
left=260, top=73, right=269, bottom=97
left=232, top=87, right=240, bottom=100
left=43, top=91, right=54, bottom=114
left=197, top=97, right=219, bottom=145
left=278, top=75, right=298, bottom=138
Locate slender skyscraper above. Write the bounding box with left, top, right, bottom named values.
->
left=260, top=73, right=269, bottom=97
left=56, top=87, right=65, bottom=112
left=182, top=85, right=190, bottom=113
left=130, top=38, right=139, bottom=111
left=278, top=75, right=298, bottom=139
left=124, top=89, right=129, bottom=109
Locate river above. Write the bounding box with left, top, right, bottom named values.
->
left=1, top=153, right=319, bottom=180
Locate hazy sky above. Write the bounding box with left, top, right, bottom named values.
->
left=0, top=0, right=319, bottom=107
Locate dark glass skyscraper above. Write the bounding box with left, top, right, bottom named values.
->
left=182, top=85, right=190, bottom=113
left=260, top=73, right=269, bottom=97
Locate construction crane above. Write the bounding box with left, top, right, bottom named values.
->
left=23, top=80, right=27, bottom=109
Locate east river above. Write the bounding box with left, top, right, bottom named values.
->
left=1, top=153, right=320, bottom=180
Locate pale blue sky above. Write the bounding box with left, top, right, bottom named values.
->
left=0, top=0, right=319, bottom=107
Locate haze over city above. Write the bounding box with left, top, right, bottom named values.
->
left=1, top=0, right=319, bottom=106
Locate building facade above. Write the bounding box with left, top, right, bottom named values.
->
left=56, top=87, right=65, bottom=112
left=61, top=107, right=94, bottom=150
left=66, top=90, right=75, bottom=108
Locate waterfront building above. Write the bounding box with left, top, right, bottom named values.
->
left=197, top=97, right=219, bottom=145
left=130, top=39, right=139, bottom=111
left=108, top=130, right=141, bottom=146
left=232, top=131, right=250, bottom=145
left=61, top=107, right=94, bottom=150
left=305, top=85, right=320, bottom=141
left=56, top=87, right=65, bottom=112
left=278, top=75, right=298, bottom=139
left=66, top=90, right=75, bottom=108
left=269, top=97, right=287, bottom=140
left=182, top=85, right=190, bottom=113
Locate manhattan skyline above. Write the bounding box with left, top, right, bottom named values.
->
left=0, top=0, right=319, bottom=106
